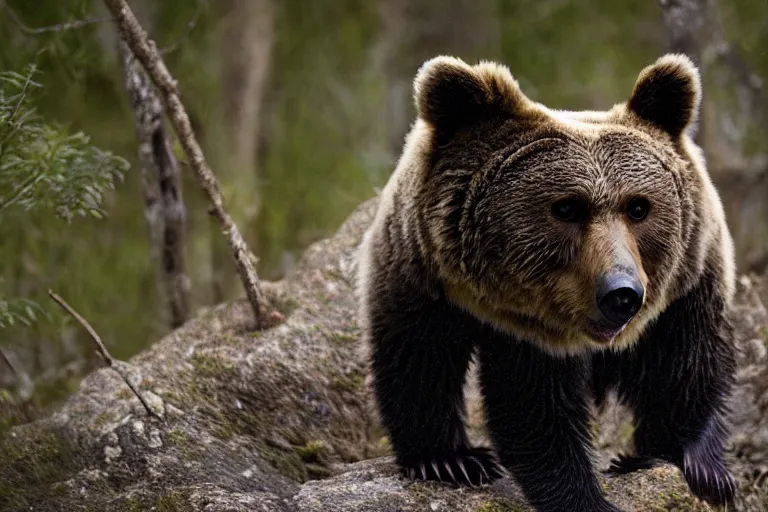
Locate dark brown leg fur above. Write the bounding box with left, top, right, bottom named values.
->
left=594, top=267, right=737, bottom=506
left=366, top=268, right=505, bottom=486
left=479, top=335, right=622, bottom=512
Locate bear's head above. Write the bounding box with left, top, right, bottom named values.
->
left=410, top=54, right=726, bottom=355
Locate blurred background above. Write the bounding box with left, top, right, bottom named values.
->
left=0, top=0, right=766, bottom=424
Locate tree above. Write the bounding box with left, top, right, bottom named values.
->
left=120, top=41, right=190, bottom=329
left=0, top=64, right=128, bottom=328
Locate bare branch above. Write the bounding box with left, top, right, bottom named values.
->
left=160, top=0, right=207, bottom=55
left=1, top=1, right=112, bottom=34
left=48, top=290, right=162, bottom=420
left=1, top=0, right=200, bottom=53
left=0, top=346, right=34, bottom=400
left=120, top=41, right=190, bottom=329
left=711, top=43, right=768, bottom=186
left=103, top=0, right=270, bottom=326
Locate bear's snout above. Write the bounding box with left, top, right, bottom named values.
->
left=595, top=272, right=645, bottom=328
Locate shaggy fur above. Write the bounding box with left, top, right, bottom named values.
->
left=357, top=54, right=736, bottom=511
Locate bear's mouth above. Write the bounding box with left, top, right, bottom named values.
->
left=586, top=319, right=627, bottom=344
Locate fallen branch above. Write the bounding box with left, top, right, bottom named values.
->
left=120, top=40, right=190, bottom=329
left=103, top=0, right=269, bottom=326
left=47, top=289, right=162, bottom=420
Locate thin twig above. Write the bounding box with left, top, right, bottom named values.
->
left=0, top=169, right=46, bottom=212
left=160, top=0, right=206, bottom=55
left=103, top=0, right=269, bottom=326
left=2, top=0, right=200, bottom=54
left=48, top=289, right=162, bottom=420
left=1, top=1, right=112, bottom=34
left=0, top=346, right=34, bottom=400
left=0, top=346, right=18, bottom=379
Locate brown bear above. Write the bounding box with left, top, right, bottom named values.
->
left=357, top=54, right=737, bottom=512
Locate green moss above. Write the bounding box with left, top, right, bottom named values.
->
left=223, top=333, right=240, bottom=345
left=211, top=422, right=236, bottom=441
left=0, top=400, right=26, bottom=437
left=91, top=411, right=112, bottom=430
left=115, top=389, right=133, bottom=400
left=190, top=352, right=238, bottom=380
left=295, top=439, right=328, bottom=463
left=324, top=267, right=348, bottom=284
left=259, top=442, right=308, bottom=482
left=155, top=490, right=191, bottom=512
left=330, top=370, right=364, bottom=392
left=650, top=490, right=697, bottom=511
left=123, top=497, right=145, bottom=512
left=0, top=427, right=79, bottom=510
left=29, top=376, right=82, bottom=410
left=474, top=500, right=528, bottom=512
left=0, top=375, right=83, bottom=434
left=269, top=294, right=300, bottom=317
left=305, top=461, right=333, bottom=479
left=166, top=428, right=188, bottom=446
left=328, top=330, right=359, bottom=345
left=407, top=484, right=433, bottom=505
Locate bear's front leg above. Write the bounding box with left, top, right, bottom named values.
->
left=603, top=270, right=737, bottom=506
left=366, top=280, right=505, bottom=486
left=479, top=335, right=622, bottom=512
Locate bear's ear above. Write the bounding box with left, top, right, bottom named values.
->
left=413, top=56, right=527, bottom=137
left=627, top=54, right=701, bottom=138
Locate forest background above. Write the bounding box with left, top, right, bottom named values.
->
left=1, top=0, right=767, bottom=420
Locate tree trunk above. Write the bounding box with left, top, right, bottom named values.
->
left=658, top=0, right=710, bottom=148
left=376, top=0, right=500, bottom=161
left=120, top=40, right=190, bottom=329
left=106, top=0, right=270, bottom=326
left=659, top=0, right=768, bottom=272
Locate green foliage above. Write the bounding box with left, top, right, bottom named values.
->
left=0, top=65, right=128, bottom=220
left=0, top=60, right=129, bottom=410
left=0, top=0, right=765, bottom=425
left=0, top=297, right=43, bottom=329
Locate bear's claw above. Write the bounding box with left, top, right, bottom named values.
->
left=602, top=452, right=736, bottom=507
left=401, top=446, right=506, bottom=487
left=603, top=453, right=660, bottom=477
left=683, top=451, right=737, bottom=506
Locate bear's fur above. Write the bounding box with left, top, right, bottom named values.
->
left=357, top=54, right=737, bottom=511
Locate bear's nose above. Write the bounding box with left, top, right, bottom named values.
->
left=596, top=273, right=644, bottom=328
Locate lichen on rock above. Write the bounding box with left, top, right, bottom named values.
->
left=0, top=197, right=766, bottom=511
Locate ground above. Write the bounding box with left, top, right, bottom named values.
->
left=0, top=197, right=766, bottom=511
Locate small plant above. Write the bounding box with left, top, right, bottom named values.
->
left=0, top=63, right=129, bottom=329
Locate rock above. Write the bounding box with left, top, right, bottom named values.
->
left=293, top=457, right=721, bottom=512
left=0, top=196, right=766, bottom=511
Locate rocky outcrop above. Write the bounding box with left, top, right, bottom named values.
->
left=1, top=197, right=766, bottom=511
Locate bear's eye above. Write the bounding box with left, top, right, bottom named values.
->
left=551, top=198, right=588, bottom=223
left=626, top=197, right=651, bottom=222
